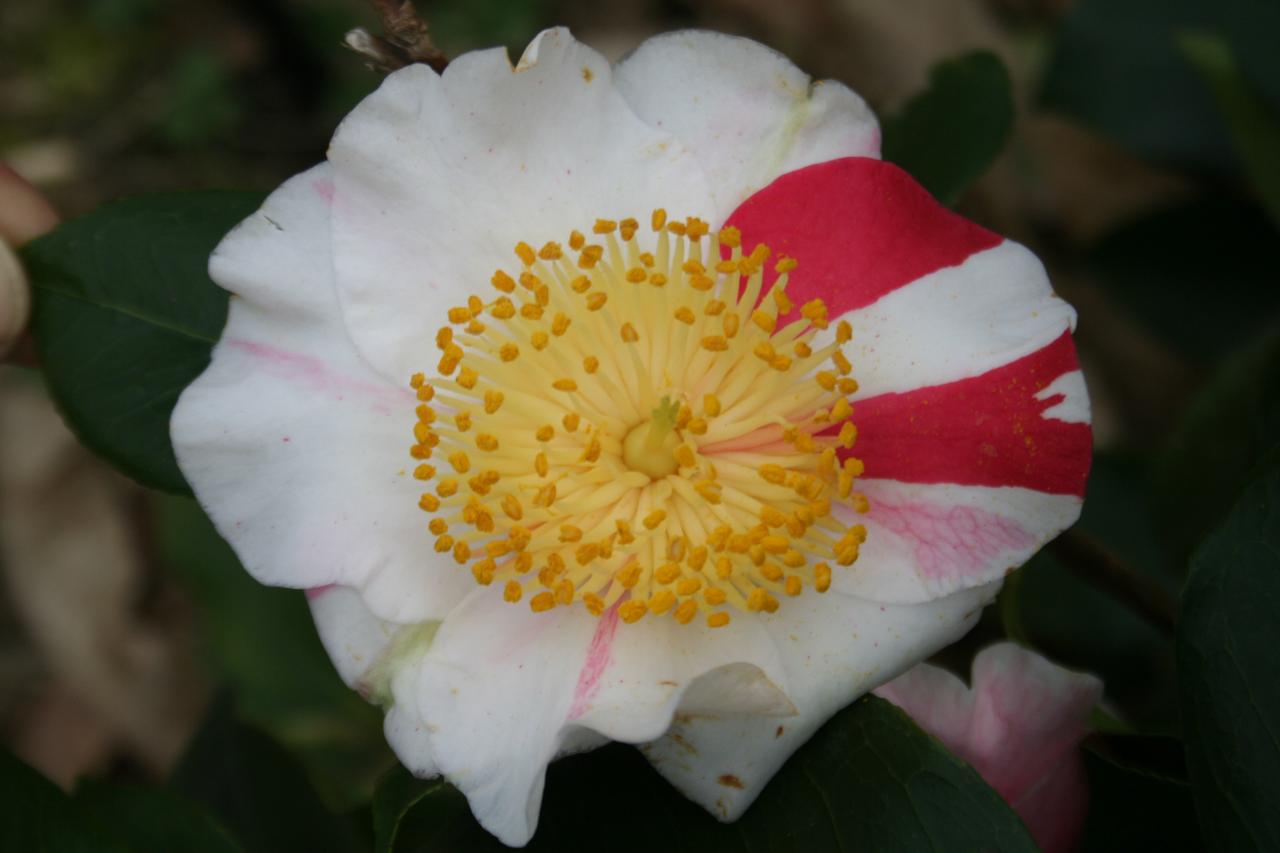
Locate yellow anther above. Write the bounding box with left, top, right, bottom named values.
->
left=562, top=413, right=581, bottom=433
left=413, top=463, right=435, bottom=481
left=447, top=451, right=470, bottom=474
left=615, top=519, right=635, bottom=544
left=651, top=209, right=667, bottom=231
left=533, top=482, right=556, bottom=508
left=457, top=366, right=479, bottom=389
left=555, top=578, right=574, bottom=606
left=448, top=306, right=471, bottom=324
left=409, top=372, right=425, bottom=388
left=643, top=509, right=667, bottom=530
left=593, top=218, right=617, bottom=234
left=620, top=322, right=640, bottom=342
left=750, top=310, right=776, bottom=334
left=475, top=433, right=499, bottom=452
left=694, top=481, right=722, bottom=504
left=418, top=493, right=439, bottom=512
left=619, top=218, right=639, bottom=240
left=715, top=259, right=738, bottom=274
left=436, top=327, right=453, bottom=350
left=583, top=356, right=599, bottom=374
left=570, top=276, right=592, bottom=294
left=583, top=592, right=605, bottom=616
left=800, top=299, right=829, bottom=329
left=746, top=588, right=769, bottom=612
left=649, top=590, right=676, bottom=614
left=539, top=241, right=562, bottom=260
left=472, top=560, right=496, bottom=586
left=569, top=230, right=585, bottom=250
left=649, top=272, right=668, bottom=287
left=617, top=563, right=642, bottom=588
left=722, top=313, right=741, bottom=338
left=625, top=267, right=647, bottom=284
left=794, top=341, right=812, bottom=358
left=838, top=378, right=859, bottom=395
left=559, top=524, right=583, bottom=543
left=515, top=242, right=536, bottom=266
left=759, top=464, right=787, bottom=484
left=429, top=518, right=448, bottom=535
left=775, top=256, right=798, bottom=273
left=519, top=303, right=544, bottom=320
left=773, top=288, right=794, bottom=313
left=583, top=437, right=602, bottom=463
left=816, top=371, right=837, bottom=391
left=705, top=300, right=727, bottom=316
left=675, top=577, right=702, bottom=596
left=833, top=350, right=852, bottom=375
left=639, top=252, right=655, bottom=269
left=534, top=452, right=549, bottom=477
left=504, top=581, right=523, bottom=603
left=434, top=534, right=454, bottom=553
left=701, top=335, right=729, bottom=352
left=707, top=611, right=730, bottom=628
left=530, top=591, right=556, bottom=612
left=452, top=541, right=472, bottom=564
left=551, top=313, right=571, bottom=336
left=436, top=478, right=459, bottom=498
left=704, top=587, right=728, bottom=606
left=484, top=390, right=504, bottom=414
left=718, top=226, right=741, bottom=248
left=673, top=307, right=696, bottom=325
left=687, top=418, right=708, bottom=435
left=490, top=297, right=516, bottom=320
left=552, top=378, right=578, bottom=392
left=689, top=273, right=714, bottom=291
left=673, top=445, right=696, bottom=468
left=843, top=457, right=865, bottom=477
left=674, top=600, right=698, bottom=624
left=619, top=600, right=648, bottom=623
left=714, top=555, right=733, bottom=579
left=771, top=354, right=792, bottom=372
left=454, top=412, right=472, bottom=431
left=586, top=292, right=608, bottom=311
left=814, top=563, right=832, bottom=593
left=685, top=217, right=709, bottom=239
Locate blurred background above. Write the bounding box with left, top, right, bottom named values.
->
left=2, top=0, right=1277, bottom=820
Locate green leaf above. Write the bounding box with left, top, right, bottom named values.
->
left=74, top=782, right=246, bottom=853
left=1153, top=323, right=1280, bottom=564
left=0, top=748, right=116, bottom=853
left=881, top=51, right=1014, bottom=206
left=154, top=494, right=392, bottom=807
left=170, top=696, right=363, bottom=853
left=1040, top=0, right=1237, bottom=171
left=22, top=191, right=261, bottom=494
left=1177, top=467, right=1280, bottom=851
left=1080, top=741, right=1202, bottom=851
left=376, top=696, right=1035, bottom=852
left=1179, top=33, right=1280, bottom=229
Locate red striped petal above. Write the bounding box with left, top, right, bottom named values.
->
left=725, top=157, right=1002, bottom=319
left=843, top=333, right=1092, bottom=497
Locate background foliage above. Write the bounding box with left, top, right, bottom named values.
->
left=2, top=0, right=1278, bottom=849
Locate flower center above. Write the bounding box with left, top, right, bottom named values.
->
left=406, top=211, right=868, bottom=629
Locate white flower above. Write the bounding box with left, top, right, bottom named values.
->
left=172, top=28, right=1092, bottom=847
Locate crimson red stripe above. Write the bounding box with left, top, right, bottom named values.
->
left=724, top=157, right=1002, bottom=320
left=839, top=333, right=1092, bottom=497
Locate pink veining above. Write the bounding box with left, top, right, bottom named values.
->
left=305, top=584, right=338, bottom=600
left=226, top=338, right=411, bottom=413
left=867, top=498, right=1036, bottom=581
left=567, top=604, right=620, bottom=720
left=312, top=176, right=335, bottom=203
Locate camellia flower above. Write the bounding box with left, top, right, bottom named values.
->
left=877, top=643, right=1103, bottom=852
left=172, top=28, right=1092, bottom=846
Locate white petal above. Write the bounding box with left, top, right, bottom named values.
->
left=641, top=582, right=997, bottom=820
left=409, top=587, right=599, bottom=846
left=838, top=479, right=1083, bottom=604
left=172, top=166, right=473, bottom=623
left=615, top=30, right=880, bottom=221
left=328, top=27, right=715, bottom=382
left=834, top=240, right=1075, bottom=397
left=308, top=584, right=440, bottom=777
left=839, top=241, right=1076, bottom=398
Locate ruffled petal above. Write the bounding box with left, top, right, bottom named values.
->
left=172, top=166, right=474, bottom=623
left=308, top=584, right=440, bottom=777
left=328, top=27, right=716, bottom=382
left=641, top=582, right=997, bottom=820
left=615, top=30, right=880, bottom=221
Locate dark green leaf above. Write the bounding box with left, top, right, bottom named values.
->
left=1178, top=467, right=1280, bottom=851
left=1221, top=0, right=1280, bottom=110
left=154, top=494, right=392, bottom=807
left=1153, top=323, right=1280, bottom=564
left=22, top=191, right=261, bottom=494
left=378, top=695, right=1035, bottom=852
left=1179, top=33, right=1280, bottom=229
left=74, top=782, right=246, bottom=853
left=0, top=748, right=117, bottom=853
left=881, top=51, right=1014, bottom=206
left=1089, top=198, right=1280, bottom=364
left=1040, top=0, right=1237, bottom=171
left=1080, top=742, right=1201, bottom=851
left=170, top=696, right=362, bottom=853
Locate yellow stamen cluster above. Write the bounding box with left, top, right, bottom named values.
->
left=406, top=212, right=868, bottom=629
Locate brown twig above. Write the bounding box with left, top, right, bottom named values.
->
left=1048, top=528, right=1179, bottom=634
left=344, top=0, right=448, bottom=74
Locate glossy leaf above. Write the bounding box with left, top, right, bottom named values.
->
left=1178, top=468, right=1280, bottom=851
left=375, top=695, right=1036, bottom=852
left=22, top=191, right=260, bottom=494
left=881, top=51, right=1014, bottom=206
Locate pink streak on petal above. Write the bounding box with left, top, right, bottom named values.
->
left=865, top=497, right=1036, bottom=582
left=225, top=338, right=411, bottom=413
left=306, top=584, right=338, bottom=600
left=567, top=604, right=620, bottom=721
left=312, top=176, right=335, bottom=204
